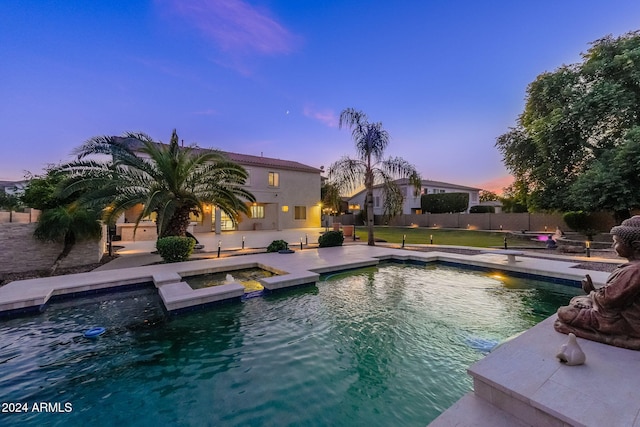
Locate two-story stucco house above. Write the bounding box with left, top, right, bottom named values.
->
left=347, top=178, right=481, bottom=215
left=203, top=151, right=323, bottom=232
left=118, top=140, right=322, bottom=237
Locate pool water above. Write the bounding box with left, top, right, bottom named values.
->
left=0, top=263, right=582, bottom=426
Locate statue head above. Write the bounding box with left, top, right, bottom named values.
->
left=610, top=216, right=640, bottom=256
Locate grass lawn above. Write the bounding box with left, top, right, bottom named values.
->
left=353, top=226, right=546, bottom=248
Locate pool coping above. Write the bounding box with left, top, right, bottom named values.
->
left=0, top=245, right=625, bottom=426
left=0, top=245, right=609, bottom=317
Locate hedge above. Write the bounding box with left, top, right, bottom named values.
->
left=318, top=231, right=344, bottom=247
left=421, top=192, right=469, bottom=213
left=156, top=236, right=196, bottom=263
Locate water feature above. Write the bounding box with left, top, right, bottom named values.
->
left=0, top=263, right=582, bottom=426
left=184, top=267, right=277, bottom=293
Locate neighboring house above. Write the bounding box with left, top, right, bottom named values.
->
left=477, top=200, right=503, bottom=214
left=0, top=180, right=27, bottom=195
left=347, top=178, right=481, bottom=216
left=120, top=139, right=322, bottom=235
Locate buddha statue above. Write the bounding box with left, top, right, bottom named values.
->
left=554, top=216, right=640, bottom=350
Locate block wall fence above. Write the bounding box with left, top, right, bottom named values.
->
left=0, top=223, right=106, bottom=274
left=337, top=211, right=617, bottom=232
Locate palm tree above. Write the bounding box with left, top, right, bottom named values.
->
left=34, top=203, right=103, bottom=275
left=20, top=168, right=103, bottom=275
left=328, top=108, right=421, bottom=245
left=60, top=130, right=255, bottom=238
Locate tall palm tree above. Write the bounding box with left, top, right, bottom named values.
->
left=60, top=130, right=255, bottom=238
left=328, top=108, right=421, bottom=245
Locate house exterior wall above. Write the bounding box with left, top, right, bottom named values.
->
left=347, top=180, right=481, bottom=216
left=233, top=166, right=321, bottom=231
left=125, top=161, right=322, bottom=237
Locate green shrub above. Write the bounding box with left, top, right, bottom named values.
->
left=469, top=205, right=495, bottom=213
left=318, top=231, right=344, bottom=247
left=421, top=192, right=469, bottom=213
left=267, top=239, right=289, bottom=252
left=563, top=211, right=599, bottom=240
left=156, top=236, right=196, bottom=263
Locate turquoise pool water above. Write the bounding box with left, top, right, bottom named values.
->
left=0, top=263, right=582, bottom=426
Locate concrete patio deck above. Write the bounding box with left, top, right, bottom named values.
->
left=0, top=235, right=633, bottom=426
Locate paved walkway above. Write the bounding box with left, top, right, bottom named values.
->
left=96, top=227, right=344, bottom=271
left=97, top=227, right=620, bottom=272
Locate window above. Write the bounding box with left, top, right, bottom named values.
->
left=189, top=210, right=203, bottom=224
left=471, top=192, right=478, bottom=202
left=244, top=169, right=251, bottom=186
left=250, top=205, right=265, bottom=218
left=375, top=196, right=380, bottom=207
left=268, top=172, right=279, bottom=187
left=294, top=206, right=306, bottom=220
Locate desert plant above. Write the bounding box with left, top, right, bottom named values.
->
left=267, top=239, right=289, bottom=252
left=156, top=236, right=196, bottom=262
left=318, top=231, right=344, bottom=248
left=60, top=130, right=255, bottom=238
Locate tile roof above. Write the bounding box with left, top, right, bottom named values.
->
left=349, top=178, right=481, bottom=198
left=116, top=137, right=321, bottom=174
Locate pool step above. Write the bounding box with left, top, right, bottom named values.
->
left=430, top=316, right=640, bottom=427
left=428, top=393, right=527, bottom=427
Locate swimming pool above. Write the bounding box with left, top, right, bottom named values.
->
left=0, top=263, right=582, bottom=426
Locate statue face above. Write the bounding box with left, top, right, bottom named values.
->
left=612, top=235, right=632, bottom=258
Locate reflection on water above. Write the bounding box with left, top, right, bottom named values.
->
left=0, top=264, right=582, bottom=426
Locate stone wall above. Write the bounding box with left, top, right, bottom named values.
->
left=0, top=223, right=105, bottom=274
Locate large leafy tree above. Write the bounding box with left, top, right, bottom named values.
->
left=328, top=108, right=421, bottom=245
left=22, top=167, right=102, bottom=275
left=496, top=30, right=640, bottom=219
left=321, top=181, right=343, bottom=215
left=61, top=130, right=255, bottom=238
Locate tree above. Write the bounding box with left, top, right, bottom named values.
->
left=321, top=181, right=342, bottom=215
left=0, top=192, right=23, bottom=222
left=496, top=30, right=640, bottom=218
left=60, top=130, right=255, bottom=238
left=22, top=167, right=102, bottom=275
left=328, top=108, right=421, bottom=245
left=479, top=190, right=499, bottom=202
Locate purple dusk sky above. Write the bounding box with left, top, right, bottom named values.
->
left=1, top=0, right=639, bottom=193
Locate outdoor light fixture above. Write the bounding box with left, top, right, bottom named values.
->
left=242, top=236, right=245, bottom=250
left=586, top=241, right=591, bottom=257
left=430, top=234, right=433, bottom=244
left=218, top=240, right=221, bottom=258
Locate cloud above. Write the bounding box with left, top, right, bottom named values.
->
left=159, top=0, right=299, bottom=55
left=477, top=175, right=514, bottom=195
left=303, top=105, right=338, bottom=128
